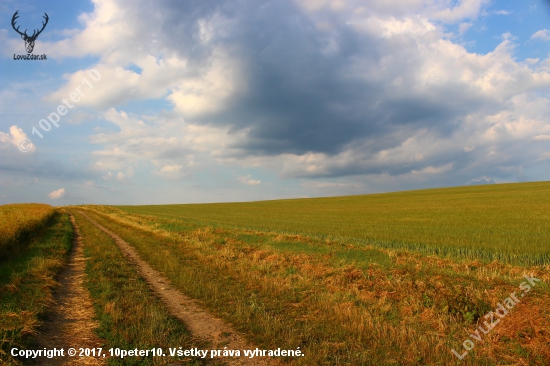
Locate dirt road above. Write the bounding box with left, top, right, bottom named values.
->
left=35, top=213, right=106, bottom=365
left=76, top=210, right=275, bottom=366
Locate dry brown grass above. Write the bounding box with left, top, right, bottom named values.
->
left=0, top=203, right=55, bottom=257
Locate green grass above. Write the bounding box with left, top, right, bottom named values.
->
left=0, top=210, right=73, bottom=365
left=70, top=210, right=208, bottom=366
left=112, top=182, right=550, bottom=266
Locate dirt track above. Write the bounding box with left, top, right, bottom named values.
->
left=35, top=213, right=106, bottom=366
left=76, top=210, right=275, bottom=366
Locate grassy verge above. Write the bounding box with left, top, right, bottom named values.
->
left=0, top=210, right=73, bottom=365
left=78, top=206, right=550, bottom=365
left=70, top=210, right=209, bottom=366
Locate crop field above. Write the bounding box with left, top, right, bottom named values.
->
left=0, top=204, right=56, bottom=258
left=1, top=182, right=549, bottom=365
left=115, top=181, right=550, bottom=266
left=73, top=182, right=550, bottom=365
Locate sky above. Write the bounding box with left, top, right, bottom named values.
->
left=1, top=0, right=550, bottom=205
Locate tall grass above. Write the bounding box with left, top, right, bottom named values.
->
left=0, top=204, right=55, bottom=259
left=0, top=210, right=72, bottom=365
left=114, top=182, right=550, bottom=266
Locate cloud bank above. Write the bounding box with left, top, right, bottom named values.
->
left=3, top=0, right=550, bottom=203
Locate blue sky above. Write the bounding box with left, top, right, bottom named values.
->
left=1, top=0, right=550, bottom=205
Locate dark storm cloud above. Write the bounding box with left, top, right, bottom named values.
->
left=140, top=0, right=497, bottom=157
left=82, top=0, right=547, bottom=184
left=204, top=0, right=391, bottom=155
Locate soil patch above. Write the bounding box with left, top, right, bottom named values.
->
left=35, top=213, right=106, bottom=365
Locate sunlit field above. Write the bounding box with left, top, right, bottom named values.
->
left=0, top=204, right=55, bottom=258
left=115, top=181, right=550, bottom=266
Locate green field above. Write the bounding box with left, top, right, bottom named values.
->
left=114, top=181, right=550, bottom=266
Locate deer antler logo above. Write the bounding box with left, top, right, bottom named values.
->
left=11, top=11, right=49, bottom=54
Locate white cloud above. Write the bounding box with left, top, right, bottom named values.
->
left=238, top=175, right=261, bottom=186
left=48, top=188, right=66, bottom=199
left=295, top=0, right=490, bottom=22
left=46, top=59, right=186, bottom=109
left=524, top=58, right=540, bottom=65
left=102, top=167, right=134, bottom=182
left=88, top=107, right=254, bottom=181
left=84, top=180, right=97, bottom=187
left=0, top=125, right=36, bottom=154
left=458, top=22, right=472, bottom=35
left=167, top=49, right=244, bottom=118
left=531, top=29, right=550, bottom=41
left=156, top=164, right=183, bottom=179
left=44, top=0, right=242, bottom=116
left=42, top=0, right=144, bottom=59
left=430, top=0, right=490, bottom=23
left=102, top=172, right=113, bottom=180
left=411, top=163, right=453, bottom=175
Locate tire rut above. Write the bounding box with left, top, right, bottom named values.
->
left=35, top=213, right=106, bottom=366
left=76, top=210, right=277, bottom=366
